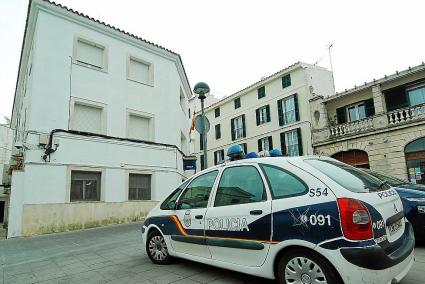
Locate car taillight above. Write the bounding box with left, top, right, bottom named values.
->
left=337, top=198, right=373, bottom=240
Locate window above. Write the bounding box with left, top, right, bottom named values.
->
left=188, top=108, right=191, bottom=119
left=347, top=103, right=366, bottom=122
left=407, top=85, right=425, bottom=107
left=305, top=159, right=390, bottom=193
left=240, top=143, right=248, bottom=155
left=215, top=166, right=265, bottom=207
left=258, top=86, right=266, bottom=99
left=178, top=171, right=218, bottom=209
left=231, top=115, right=246, bottom=141
left=215, top=107, right=220, bottom=118
left=127, top=56, right=153, bottom=85
left=280, top=128, right=302, bottom=156
left=128, top=114, right=152, bottom=141
left=336, top=99, right=375, bottom=124
left=234, top=97, right=241, bottom=109
left=282, top=74, right=291, bottom=88
left=75, top=38, right=106, bottom=70
left=129, top=174, right=151, bottom=200
left=277, top=94, right=299, bottom=126
left=70, top=171, right=101, bottom=202
left=160, top=179, right=191, bottom=210
left=215, top=124, right=221, bottom=139
left=258, top=136, right=273, bottom=152
left=72, top=103, right=103, bottom=134
left=256, top=105, right=271, bottom=125
left=214, top=149, right=225, bottom=165
left=261, top=164, right=307, bottom=199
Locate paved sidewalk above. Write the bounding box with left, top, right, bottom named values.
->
left=0, top=222, right=423, bottom=284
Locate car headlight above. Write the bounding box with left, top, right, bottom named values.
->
left=405, top=197, right=425, bottom=202
left=418, top=206, right=425, bottom=213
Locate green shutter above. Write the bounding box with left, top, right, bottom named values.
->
left=297, top=128, right=303, bottom=156
left=231, top=118, right=235, bottom=141
left=277, top=99, right=284, bottom=126
left=294, top=94, right=300, bottom=121
left=280, top=132, right=287, bottom=156
left=242, top=115, right=246, bottom=137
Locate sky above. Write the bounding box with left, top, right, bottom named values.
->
left=1, top=0, right=424, bottom=123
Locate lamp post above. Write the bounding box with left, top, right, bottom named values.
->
left=194, top=82, right=210, bottom=169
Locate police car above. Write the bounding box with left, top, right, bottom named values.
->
left=142, top=154, right=414, bottom=284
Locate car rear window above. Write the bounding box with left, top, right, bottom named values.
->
left=305, top=159, right=390, bottom=193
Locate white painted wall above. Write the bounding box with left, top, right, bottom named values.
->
left=8, top=1, right=191, bottom=236
left=191, top=64, right=334, bottom=169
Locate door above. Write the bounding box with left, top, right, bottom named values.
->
left=170, top=170, right=219, bottom=259
left=205, top=165, right=272, bottom=267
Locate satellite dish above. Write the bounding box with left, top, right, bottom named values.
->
left=195, top=115, right=210, bottom=134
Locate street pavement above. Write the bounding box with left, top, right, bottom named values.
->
left=0, top=222, right=423, bottom=284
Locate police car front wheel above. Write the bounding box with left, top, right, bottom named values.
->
left=277, top=248, right=341, bottom=284
left=146, top=230, right=172, bottom=264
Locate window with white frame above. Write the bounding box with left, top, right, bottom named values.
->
left=258, top=136, right=273, bottom=152
left=214, top=149, right=225, bottom=165
left=127, top=56, right=153, bottom=85
left=75, top=38, right=106, bottom=69
left=347, top=103, right=366, bottom=122
left=278, top=96, right=297, bottom=125
left=72, top=103, right=103, bottom=134
left=256, top=105, right=270, bottom=125
left=281, top=129, right=301, bottom=156
left=128, top=114, right=151, bottom=141
left=129, top=173, right=151, bottom=200
left=70, top=171, right=101, bottom=202
left=231, top=115, right=245, bottom=140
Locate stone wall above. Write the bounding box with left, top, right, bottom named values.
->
left=314, top=123, right=425, bottom=179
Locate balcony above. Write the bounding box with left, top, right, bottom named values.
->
left=313, top=104, right=425, bottom=145
left=329, top=118, right=374, bottom=137
left=388, top=104, right=425, bottom=126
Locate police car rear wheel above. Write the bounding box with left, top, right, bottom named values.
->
left=277, top=249, right=341, bottom=284
left=146, top=230, right=171, bottom=264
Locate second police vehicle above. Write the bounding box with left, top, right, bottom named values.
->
left=142, top=148, right=414, bottom=284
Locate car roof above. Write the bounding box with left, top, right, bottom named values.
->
left=202, top=155, right=330, bottom=172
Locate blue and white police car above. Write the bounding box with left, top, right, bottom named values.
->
left=142, top=155, right=414, bottom=284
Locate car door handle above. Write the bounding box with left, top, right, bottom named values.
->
left=195, top=215, right=203, bottom=220
left=250, top=210, right=263, bottom=215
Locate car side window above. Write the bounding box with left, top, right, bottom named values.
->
left=160, top=179, right=191, bottom=210
left=178, top=171, right=218, bottom=209
left=215, top=166, right=266, bottom=207
left=261, top=164, right=307, bottom=199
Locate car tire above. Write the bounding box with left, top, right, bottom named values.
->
left=146, top=230, right=172, bottom=265
left=277, top=248, right=342, bottom=284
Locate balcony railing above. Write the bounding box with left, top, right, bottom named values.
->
left=330, top=118, right=374, bottom=137
left=388, top=104, right=425, bottom=125
left=314, top=104, right=425, bottom=145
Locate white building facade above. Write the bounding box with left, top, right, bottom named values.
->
left=191, top=63, right=334, bottom=169
left=8, top=0, right=191, bottom=237
left=0, top=123, right=13, bottom=225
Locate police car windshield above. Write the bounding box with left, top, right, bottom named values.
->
left=305, top=159, right=390, bottom=193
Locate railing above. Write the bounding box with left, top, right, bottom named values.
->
left=330, top=118, right=374, bottom=137
left=388, top=104, right=425, bottom=125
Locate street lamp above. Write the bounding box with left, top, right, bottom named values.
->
left=194, top=82, right=210, bottom=169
